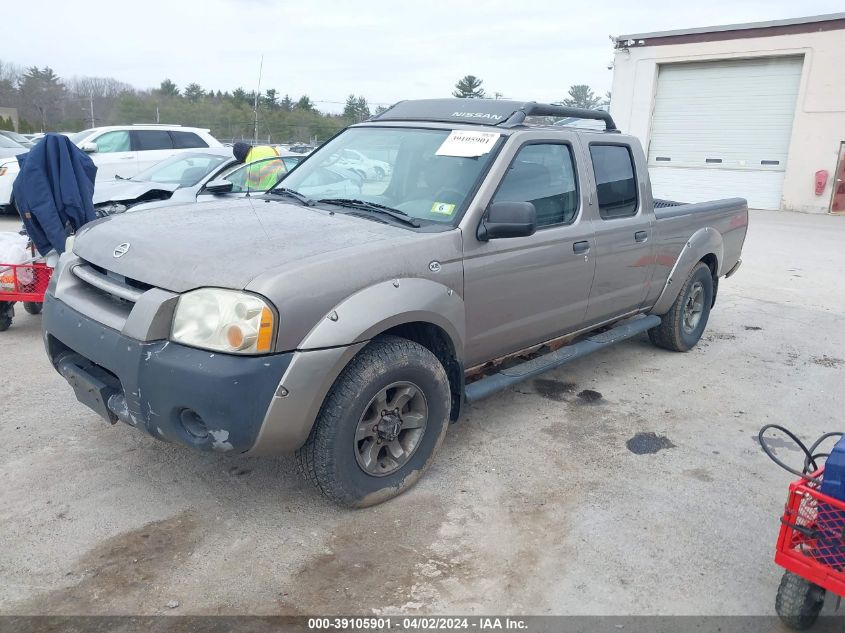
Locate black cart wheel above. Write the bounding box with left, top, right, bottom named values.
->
left=0, top=302, right=13, bottom=332
left=295, top=335, right=451, bottom=508
left=23, top=302, right=42, bottom=315
left=775, top=571, right=825, bottom=630
left=648, top=261, right=714, bottom=352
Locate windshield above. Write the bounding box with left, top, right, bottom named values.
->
left=0, top=135, right=24, bottom=149
left=276, top=127, right=500, bottom=224
left=0, top=132, right=32, bottom=147
left=133, top=152, right=232, bottom=187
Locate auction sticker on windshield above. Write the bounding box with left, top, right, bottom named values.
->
left=436, top=130, right=500, bottom=157
left=430, top=202, right=456, bottom=216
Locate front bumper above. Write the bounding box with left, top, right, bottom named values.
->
left=43, top=293, right=293, bottom=453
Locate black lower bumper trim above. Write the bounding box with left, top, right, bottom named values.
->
left=43, top=294, right=294, bottom=453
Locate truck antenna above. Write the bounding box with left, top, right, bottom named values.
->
left=253, top=55, right=263, bottom=145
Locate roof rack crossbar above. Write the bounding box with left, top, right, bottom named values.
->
left=501, top=102, right=618, bottom=131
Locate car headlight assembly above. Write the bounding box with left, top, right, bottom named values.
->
left=171, top=288, right=276, bottom=355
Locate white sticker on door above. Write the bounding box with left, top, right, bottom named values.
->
left=435, top=130, right=500, bottom=158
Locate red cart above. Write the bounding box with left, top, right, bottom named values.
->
left=0, top=260, right=53, bottom=331
left=774, top=467, right=845, bottom=629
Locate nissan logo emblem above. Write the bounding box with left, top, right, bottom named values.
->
left=113, top=242, right=131, bottom=258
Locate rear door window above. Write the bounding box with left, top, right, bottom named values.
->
left=133, top=130, right=174, bottom=151
left=171, top=131, right=208, bottom=149
left=589, top=144, right=638, bottom=219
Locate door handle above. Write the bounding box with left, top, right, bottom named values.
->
left=573, top=240, right=590, bottom=254
left=635, top=231, right=648, bottom=243
left=120, top=156, right=134, bottom=160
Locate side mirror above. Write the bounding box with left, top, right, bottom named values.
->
left=81, top=142, right=98, bottom=153
left=478, top=201, right=537, bottom=241
left=205, top=179, right=234, bottom=194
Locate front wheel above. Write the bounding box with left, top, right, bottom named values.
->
left=295, top=336, right=451, bottom=507
left=649, top=261, right=713, bottom=352
left=23, top=302, right=42, bottom=315
left=775, top=571, right=825, bottom=630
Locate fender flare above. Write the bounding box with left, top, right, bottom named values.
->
left=298, top=277, right=466, bottom=358
left=649, top=227, right=723, bottom=316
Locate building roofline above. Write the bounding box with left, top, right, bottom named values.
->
left=614, top=12, right=845, bottom=46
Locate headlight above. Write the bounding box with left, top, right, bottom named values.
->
left=171, top=288, right=276, bottom=354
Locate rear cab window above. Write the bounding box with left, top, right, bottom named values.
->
left=589, top=144, right=638, bottom=219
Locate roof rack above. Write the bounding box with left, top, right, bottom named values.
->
left=370, top=98, right=618, bottom=132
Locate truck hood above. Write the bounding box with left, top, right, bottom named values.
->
left=93, top=179, right=179, bottom=204
left=73, top=197, right=415, bottom=292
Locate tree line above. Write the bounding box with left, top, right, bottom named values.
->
left=0, top=60, right=610, bottom=144
left=0, top=60, right=383, bottom=143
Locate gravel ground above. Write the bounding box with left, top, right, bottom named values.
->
left=0, top=209, right=844, bottom=616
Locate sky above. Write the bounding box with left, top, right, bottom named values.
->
left=4, top=0, right=844, bottom=112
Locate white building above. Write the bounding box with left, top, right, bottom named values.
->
left=610, top=13, right=845, bottom=213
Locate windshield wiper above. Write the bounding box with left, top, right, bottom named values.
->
left=318, top=198, right=420, bottom=228
left=268, top=187, right=315, bottom=206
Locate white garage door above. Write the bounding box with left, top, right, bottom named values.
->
left=647, top=57, right=803, bottom=210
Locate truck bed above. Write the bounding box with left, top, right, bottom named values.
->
left=652, top=197, right=748, bottom=279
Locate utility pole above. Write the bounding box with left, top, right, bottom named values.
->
left=156, top=106, right=160, bottom=124
left=253, top=55, right=263, bottom=144
left=89, top=92, right=96, bottom=128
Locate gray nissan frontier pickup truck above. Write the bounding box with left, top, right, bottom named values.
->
left=42, top=99, right=747, bottom=506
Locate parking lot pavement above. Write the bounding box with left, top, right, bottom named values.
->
left=0, top=210, right=844, bottom=616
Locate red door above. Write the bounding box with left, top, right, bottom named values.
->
left=831, top=143, right=845, bottom=214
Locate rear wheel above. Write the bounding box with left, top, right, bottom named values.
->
left=649, top=261, right=713, bottom=352
left=295, top=336, right=451, bottom=507
left=23, top=302, right=42, bottom=315
left=775, top=571, right=825, bottom=630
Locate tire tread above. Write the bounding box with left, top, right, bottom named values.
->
left=775, top=571, right=825, bottom=630
left=649, top=261, right=711, bottom=352
left=294, top=335, right=448, bottom=507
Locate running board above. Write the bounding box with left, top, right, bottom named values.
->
left=463, top=315, right=661, bottom=404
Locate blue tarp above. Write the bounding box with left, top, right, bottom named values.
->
left=12, top=133, right=97, bottom=255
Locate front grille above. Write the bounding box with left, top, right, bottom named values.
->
left=71, top=260, right=153, bottom=304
